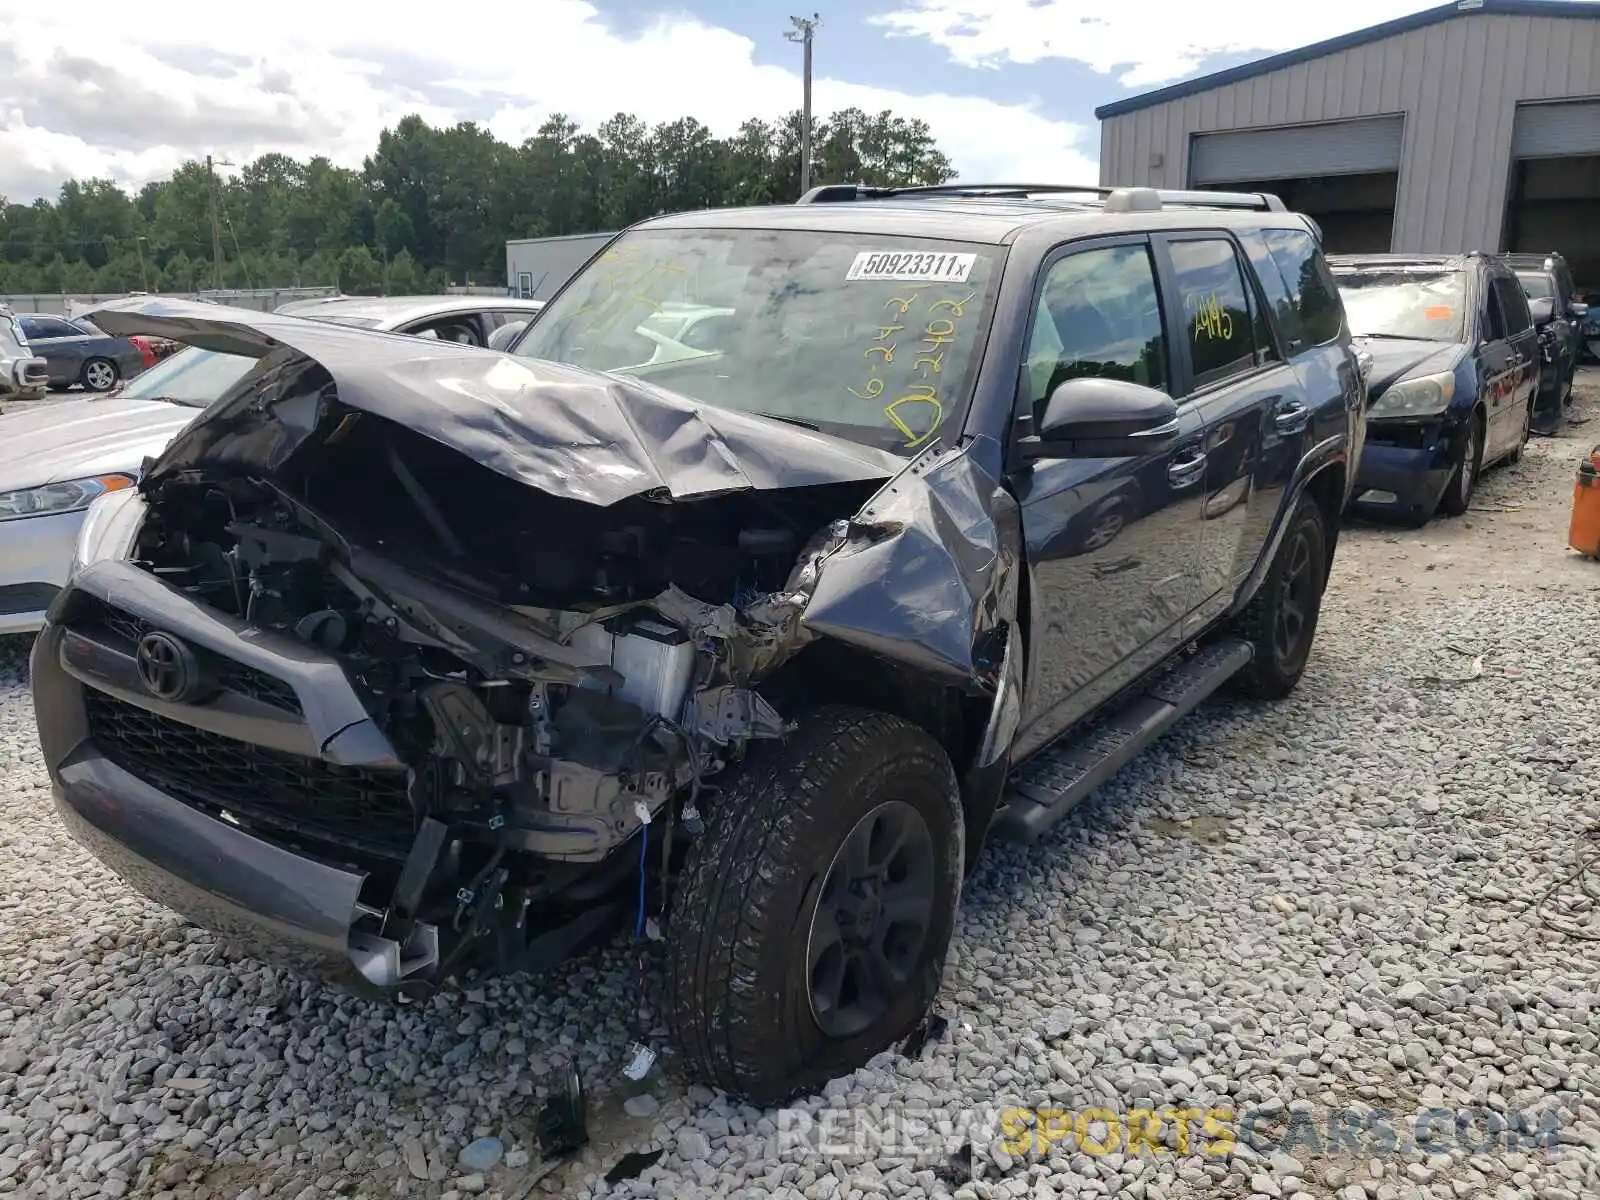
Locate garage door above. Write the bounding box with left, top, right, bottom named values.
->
left=1190, top=116, right=1405, bottom=185
left=1512, top=101, right=1600, bottom=159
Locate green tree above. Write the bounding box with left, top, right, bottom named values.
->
left=3, top=108, right=958, bottom=296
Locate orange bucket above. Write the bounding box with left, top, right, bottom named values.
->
left=1570, top=444, right=1600, bottom=559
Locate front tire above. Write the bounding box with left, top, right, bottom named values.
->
left=666, top=706, right=963, bottom=1105
left=1230, top=495, right=1328, bottom=700
left=1438, top=412, right=1482, bottom=517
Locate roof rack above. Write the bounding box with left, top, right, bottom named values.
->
left=795, top=182, right=1288, bottom=213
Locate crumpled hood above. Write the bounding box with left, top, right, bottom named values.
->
left=0, top=396, right=197, bottom=490
left=86, top=296, right=905, bottom=507
left=1353, top=336, right=1465, bottom=400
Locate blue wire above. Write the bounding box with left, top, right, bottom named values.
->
left=634, top=823, right=650, bottom=938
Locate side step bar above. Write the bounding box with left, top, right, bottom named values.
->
left=993, top=638, right=1253, bottom=843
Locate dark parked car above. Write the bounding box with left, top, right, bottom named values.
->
left=1331, top=253, right=1538, bottom=525
left=1505, top=251, right=1586, bottom=433
left=1581, top=290, right=1600, bottom=363
left=41, top=184, right=1361, bottom=1104
left=16, top=313, right=154, bottom=392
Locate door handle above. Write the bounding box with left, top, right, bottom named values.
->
left=1167, top=451, right=1207, bottom=488
left=1273, top=401, right=1311, bottom=434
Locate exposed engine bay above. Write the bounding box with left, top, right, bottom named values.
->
left=113, top=411, right=889, bottom=981
left=135, top=416, right=881, bottom=855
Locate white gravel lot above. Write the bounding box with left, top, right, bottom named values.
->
left=2, top=379, right=1599, bottom=1200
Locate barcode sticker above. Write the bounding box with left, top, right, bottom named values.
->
left=847, top=250, right=976, bottom=284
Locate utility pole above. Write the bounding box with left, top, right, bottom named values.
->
left=785, top=14, right=821, bottom=196
left=206, top=155, right=224, bottom=290
left=134, top=236, right=150, bottom=292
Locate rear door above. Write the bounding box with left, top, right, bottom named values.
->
left=1477, top=279, right=1520, bottom=459
left=1153, top=233, right=1304, bottom=629
left=1012, top=237, right=1208, bottom=743
left=1492, top=274, right=1539, bottom=451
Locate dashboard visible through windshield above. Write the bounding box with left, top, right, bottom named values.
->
left=509, top=228, right=1002, bottom=453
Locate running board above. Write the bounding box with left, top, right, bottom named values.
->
left=993, top=638, right=1253, bottom=843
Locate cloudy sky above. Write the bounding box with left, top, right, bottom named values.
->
left=0, top=0, right=1449, bottom=202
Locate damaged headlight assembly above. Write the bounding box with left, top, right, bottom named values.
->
left=1370, top=370, right=1455, bottom=419
left=68, top=484, right=147, bottom=578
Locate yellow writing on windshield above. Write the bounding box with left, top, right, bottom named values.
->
left=885, top=388, right=943, bottom=449
left=845, top=285, right=975, bottom=448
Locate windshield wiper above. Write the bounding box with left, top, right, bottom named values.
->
left=751, top=411, right=820, bottom=431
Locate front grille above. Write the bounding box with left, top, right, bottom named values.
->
left=85, top=691, right=415, bottom=860
left=71, top=596, right=302, bottom=714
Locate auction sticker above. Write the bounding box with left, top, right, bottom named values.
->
left=847, top=250, right=976, bottom=283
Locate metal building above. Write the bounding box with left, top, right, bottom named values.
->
left=505, top=232, right=617, bottom=300
left=1096, top=0, right=1600, bottom=282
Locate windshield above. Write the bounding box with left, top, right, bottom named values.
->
left=115, top=345, right=257, bottom=407
left=509, top=228, right=1002, bottom=453
left=1516, top=272, right=1553, bottom=300
left=1333, top=269, right=1467, bottom=341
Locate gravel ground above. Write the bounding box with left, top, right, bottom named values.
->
left=2, top=376, right=1599, bottom=1200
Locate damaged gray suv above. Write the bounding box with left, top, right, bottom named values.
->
left=35, top=184, right=1362, bottom=1104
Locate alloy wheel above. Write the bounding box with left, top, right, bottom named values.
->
left=806, top=800, right=937, bottom=1040
left=1272, top=528, right=1315, bottom=669
left=84, top=361, right=116, bottom=391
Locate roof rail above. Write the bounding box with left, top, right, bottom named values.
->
left=796, top=182, right=1289, bottom=213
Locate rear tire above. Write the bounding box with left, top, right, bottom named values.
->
left=1438, top=412, right=1482, bottom=517
left=80, top=357, right=118, bottom=392
left=1230, top=495, right=1328, bottom=700
left=1508, top=400, right=1530, bottom=465
left=666, top=706, right=963, bottom=1105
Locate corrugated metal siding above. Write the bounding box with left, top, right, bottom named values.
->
left=1512, top=100, right=1600, bottom=156
left=1098, top=12, right=1600, bottom=253
left=1190, top=115, right=1405, bottom=182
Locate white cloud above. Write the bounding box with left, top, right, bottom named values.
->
left=0, top=0, right=1096, bottom=202
left=872, top=0, right=1443, bottom=88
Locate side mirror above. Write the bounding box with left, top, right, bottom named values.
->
left=1527, top=296, right=1555, bottom=326
left=1017, top=377, right=1179, bottom=461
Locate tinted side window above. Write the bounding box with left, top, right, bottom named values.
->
left=1019, top=243, right=1167, bottom=412
left=1261, top=229, right=1344, bottom=347
left=1168, top=239, right=1255, bottom=390
left=1483, top=278, right=1507, bottom=341
left=1239, top=231, right=1304, bottom=348
left=1495, top=277, right=1532, bottom=334
left=35, top=317, right=78, bottom=338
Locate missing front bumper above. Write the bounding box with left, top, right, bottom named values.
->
left=52, top=743, right=439, bottom=991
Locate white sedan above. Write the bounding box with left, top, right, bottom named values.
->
left=0, top=294, right=544, bottom=635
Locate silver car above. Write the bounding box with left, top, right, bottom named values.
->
left=0, top=294, right=545, bottom=634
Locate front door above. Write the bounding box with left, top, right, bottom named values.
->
left=1492, top=275, right=1540, bottom=444
left=1477, top=281, right=1521, bottom=459
left=1012, top=238, right=1207, bottom=755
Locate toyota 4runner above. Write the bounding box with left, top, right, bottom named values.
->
left=37, top=184, right=1363, bottom=1105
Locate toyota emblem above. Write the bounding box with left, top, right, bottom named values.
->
left=135, top=631, right=199, bottom=702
